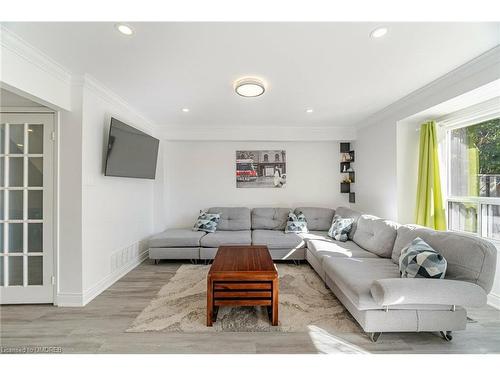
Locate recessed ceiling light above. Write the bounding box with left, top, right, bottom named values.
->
left=306, top=108, right=314, bottom=113
left=234, top=77, right=266, bottom=97
left=370, top=27, right=388, bottom=39
left=115, top=23, right=134, bottom=36
left=181, top=108, right=190, bottom=113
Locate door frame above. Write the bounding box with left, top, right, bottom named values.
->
left=0, top=107, right=59, bottom=305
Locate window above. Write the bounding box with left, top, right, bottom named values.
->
left=263, top=154, right=268, bottom=162
left=275, top=154, right=280, bottom=162
left=446, top=115, right=500, bottom=242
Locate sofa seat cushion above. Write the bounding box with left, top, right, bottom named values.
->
left=252, top=229, right=305, bottom=249
left=207, top=207, right=251, bottom=231
left=353, top=214, right=399, bottom=258
left=200, top=230, right=251, bottom=248
left=308, top=239, right=379, bottom=260
left=300, top=231, right=330, bottom=243
left=323, top=257, right=400, bottom=310
left=295, top=207, right=335, bottom=231
left=251, top=208, right=289, bottom=230
left=149, top=229, right=206, bottom=248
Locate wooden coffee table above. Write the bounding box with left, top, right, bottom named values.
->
left=206, top=245, right=279, bottom=326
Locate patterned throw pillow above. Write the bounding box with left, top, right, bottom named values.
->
left=285, top=211, right=308, bottom=234
left=192, top=211, right=221, bottom=233
left=399, top=237, right=447, bottom=279
left=328, top=214, right=354, bottom=242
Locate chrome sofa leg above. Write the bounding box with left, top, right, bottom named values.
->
left=440, top=331, right=453, bottom=341
left=368, top=332, right=382, bottom=342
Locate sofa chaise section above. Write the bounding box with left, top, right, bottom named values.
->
left=148, top=229, right=205, bottom=261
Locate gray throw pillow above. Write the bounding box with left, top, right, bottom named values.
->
left=285, top=211, right=308, bottom=234
left=328, top=214, right=354, bottom=242
left=192, top=211, right=221, bottom=233
left=399, top=237, right=447, bottom=279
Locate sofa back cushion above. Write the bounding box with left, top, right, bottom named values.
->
left=393, top=225, right=497, bottom=292
left=251, top=208, right=289, bottom=230
left=353, top=214, right=399, bottom=258
left=207, top=207, right=251, bottom=231
left=295, top=207, right=335, bottom=231
left=335, top=206, right=362, bottom=239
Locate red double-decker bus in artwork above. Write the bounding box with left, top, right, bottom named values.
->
left=236, top=159, right=257, bottom=182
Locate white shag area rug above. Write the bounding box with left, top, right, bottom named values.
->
left=127, top=263, right=360, bottom=333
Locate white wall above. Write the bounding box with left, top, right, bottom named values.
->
left=158, top=141, right=348, bottom=229
left=354, top=46, right=500, bottom=221
left=80, top=77, right=158, bottom=299
left=0, top=27, right=72, bottom=111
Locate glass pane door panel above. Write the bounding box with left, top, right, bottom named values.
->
left=28, top=256, right=43, bottom=285
left=0, top=256, right=3, bottom=286
left=8, top=190, right=23, bottom=219
left=0, top=157, right=4, bottom=186
left=9, top=124, right=24, bottom=154
left=28, top=190, right=43, bottom=219
left=9, top=157, right=24, bottom=187
left=485, top=204, right=500, bottom=241
left=0, top=190, right=3, bottom=220
left=28, top=223, right=43, bottom=252
left=28, top=157, right=43, bottom=186
left=448, top=201, right=478, bottom=234
left=28, top=124, right=43, bottom=154
left=8, top=256, right=23, bottom=286
left=0, top=124, right=5, bottom=154
left=0, top=223, right=3, bottom=251
left=8, top=223, right=23, bottom=253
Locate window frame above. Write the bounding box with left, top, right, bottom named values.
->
left=440, top=98, right=500, bottom=244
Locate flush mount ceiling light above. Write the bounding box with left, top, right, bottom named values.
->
left=181, top=108, right=190, bottom=113
left=306, top=108, right=314, bottom=113
left=370, top=27, right=388, bottom=39
left=115, top=23, right=134, bottom=36
left=234, top=77, right=266, bottom=97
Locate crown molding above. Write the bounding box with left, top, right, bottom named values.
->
left=78, top=74, right=158, bottom=132
left=354, top=45, right=500, bottom=130
left=0, top=25, right=72, bottom=85
left=158, top=125, right=356, bottom=141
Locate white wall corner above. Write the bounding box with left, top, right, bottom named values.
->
left=81, top=246, right=149, bottom=306
left=55, top=292, right=84, bottom=307
left=0, top=25, right=73, bottom=110
left=354, top=45, right=500, bottom=132
left=80, top=73, right=159, bottom=134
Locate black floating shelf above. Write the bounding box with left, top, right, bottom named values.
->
left=340, top=142, right=350, bottom=153
left=349, top=193, right=356, bottom=203
left=341, top=182, right=351, bottom=193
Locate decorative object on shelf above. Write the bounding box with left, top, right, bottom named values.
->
left=340, top=142, right=355, bottom=203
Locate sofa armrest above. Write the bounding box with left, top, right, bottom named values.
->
left=370, top=278, right=487, bottom=308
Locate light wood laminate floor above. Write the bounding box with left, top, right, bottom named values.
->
left=1, top=261, right=500, bottom=354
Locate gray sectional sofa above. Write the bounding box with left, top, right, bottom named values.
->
left=149, top=206, right=497, bottom=341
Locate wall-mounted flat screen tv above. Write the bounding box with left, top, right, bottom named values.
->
left=104, top=117, right=160, bottom=179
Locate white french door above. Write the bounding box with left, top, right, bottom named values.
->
left=0, top=113, right=54, bottom=304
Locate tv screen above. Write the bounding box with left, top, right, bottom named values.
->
left=104, top=118, right=160, bottom=179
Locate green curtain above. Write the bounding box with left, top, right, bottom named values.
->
left=415, top=121, right=446, bottom=230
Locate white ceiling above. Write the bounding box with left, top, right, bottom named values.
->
left=2, top=22, right=500, bottom=128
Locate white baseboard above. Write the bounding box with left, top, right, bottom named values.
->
left=56, top=292, right=84, bottom=307
left=56, top=246, right=149, bottom=307
left=487, top=293, right=500, bottom=310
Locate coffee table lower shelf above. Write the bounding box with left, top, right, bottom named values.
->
left=207, top=279, right=279, bottom=326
